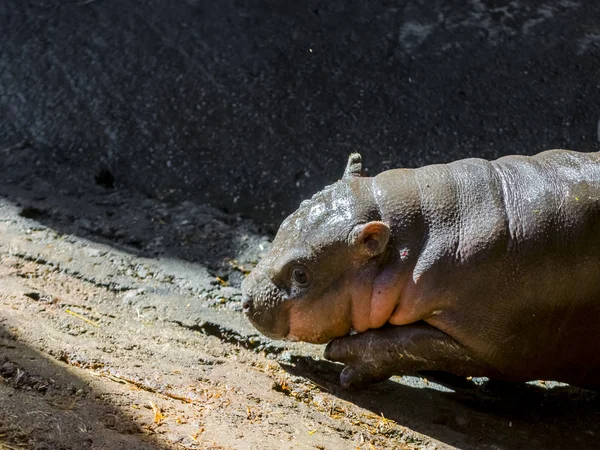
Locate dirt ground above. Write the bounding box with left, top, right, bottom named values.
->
left=0, top=146, right=599, bottom=450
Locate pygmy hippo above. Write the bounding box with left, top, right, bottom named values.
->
left=241, top=150, right=600, bottom=389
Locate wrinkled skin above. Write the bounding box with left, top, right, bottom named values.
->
left=242, top=150, right=600, bottom=389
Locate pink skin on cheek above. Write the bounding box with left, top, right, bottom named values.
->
left=387, top=277, right=428, bottom=326
left=286, top=306, right=309, bottom=342
left=287, top=294, right=353, bottom=344
left=368, top=264, right=407, bottom=328
left=349, top=266, right=377, bottom=333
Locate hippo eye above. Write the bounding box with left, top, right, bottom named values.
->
left=290, top=265, right=310, bottom=286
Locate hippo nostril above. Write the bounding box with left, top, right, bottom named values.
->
left=242, top=296, right=253, bottom=314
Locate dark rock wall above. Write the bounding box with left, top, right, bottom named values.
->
left=1, top=0, right=599, bottom=228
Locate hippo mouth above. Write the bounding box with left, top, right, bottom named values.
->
left=242, top=294, right=292, bottom=340
left=249, top=315, right=291, bottom=341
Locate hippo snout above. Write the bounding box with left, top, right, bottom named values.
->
left=241, top=269, right=291, bottom=340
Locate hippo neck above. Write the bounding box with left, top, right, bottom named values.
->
left=342, top=176, right=384, bottom=224
left=371, top=169, right=426, bottom=255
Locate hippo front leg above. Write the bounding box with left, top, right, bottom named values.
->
left=324, top=322, right=496, bottom=389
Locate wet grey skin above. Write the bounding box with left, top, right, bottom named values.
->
left=242, top=150, right=600, bottom=389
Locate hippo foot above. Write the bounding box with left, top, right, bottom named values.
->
left=337, top=365, right=391, bottom=390
left=325, top=322, right=495, bottom=389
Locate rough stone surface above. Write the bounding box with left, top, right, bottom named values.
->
left=1, top=0, right=599, bottom=228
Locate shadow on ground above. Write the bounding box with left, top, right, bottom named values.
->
left=0, top=141, right=271, bottom=288
left=0, top=324, right=170, bottom=450
left=282, top=356, right=600, bottom=449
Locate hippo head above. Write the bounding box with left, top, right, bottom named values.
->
left=241, top=154, right=391, bottom=344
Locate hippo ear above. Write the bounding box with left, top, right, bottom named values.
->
left=343, top=153, right=363, bottom=178
left=349, top=221, right=390, bottom=258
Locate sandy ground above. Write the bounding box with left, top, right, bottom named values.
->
left=1, top=146, right=600, bottom=450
